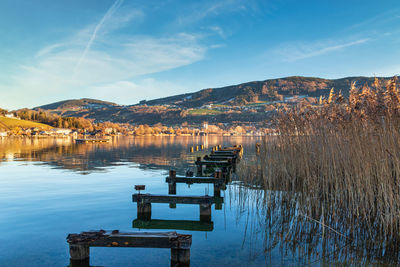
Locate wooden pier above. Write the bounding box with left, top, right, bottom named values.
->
left=166, top=170, right=226, bottom=197
left=66, top=143, right=243, bottom=266
left=195, top=157, right=234, bottom=176
left=132, top=193, right=223, bottom=222
left=67, top=230, right=192, bottom=267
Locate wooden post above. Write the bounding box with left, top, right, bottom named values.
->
left=69, top=244, right=89, bottom=267
left=213, top=171, right=223, bottom=197
left=171, top=248, right=190, bottom=267
left=137, top=203, right=152, bottom=220
left=218, top=145, right=222, bottom=150
left=190, top=147, right=194, bottom=153
left=169, top=170, right=177, bottom=195
left=215, top=202, right=222, bottom=210
left=196, top=157, right=202, bottom=176
left=169, top=183, right=177, bottom=195
left=195, top=145, right=199, bottom=151
left=199, top=204, right=211, bottom=223
left=214, top=183, right=221, bottom=198
left=200, top=144, right=204, bottom=150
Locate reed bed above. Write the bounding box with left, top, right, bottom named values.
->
left=237, top=77, right=400, bottom=264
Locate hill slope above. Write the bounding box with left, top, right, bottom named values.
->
left=33, top=76, right=391, bottom=126
left=0, top=117, right=53, bottom=130
left=143, top=76, right=389, bottom=107
left=36, top=98, right=117, bottom=111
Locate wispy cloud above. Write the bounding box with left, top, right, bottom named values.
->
left=175, top=0, right=247, bottom=26
left=2, top=6, right=207, bottom=109
left=74, top=0, right=124, bottom=74
left=209, top=26, right=225, bottom=38
left=273, top=38, right=370, bottom=62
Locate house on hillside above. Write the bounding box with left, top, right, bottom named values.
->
left=4, top=113, right=15, bottom=118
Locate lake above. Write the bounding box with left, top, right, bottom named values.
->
left=1, top=136, right=396, bottom=266
left=0, top=136, right=286, bottom=267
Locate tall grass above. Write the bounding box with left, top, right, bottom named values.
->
left=237, top=77, right=400, bottom=264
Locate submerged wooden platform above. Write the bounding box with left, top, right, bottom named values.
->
left=67, top=230, right=192, bottom=267
left=133, top=219, right=214, bottom=232
left=132, top=194, right=223, bottom=205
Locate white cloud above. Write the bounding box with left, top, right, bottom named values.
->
left=87, top=78, right=188, bottom=105
left=2, top=5, right=206, bottom=109
left=273, top=38, right=370, bottom=62
left=176, top=0, right=246, bottom=26
left=209, top=26, right=225, bottom=38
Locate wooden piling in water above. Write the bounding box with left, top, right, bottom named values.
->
left=168, top=170, right=177, bottom=195
left=213, top=170, right=223, bottom=197
left=199, top=203, right=212, bottom=223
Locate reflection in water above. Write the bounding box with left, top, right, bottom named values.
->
left=0, top=136, right=259, bottom=174
left=132, top=219, right=214, bottom=232
left=3, top=136, right=394, bottom=265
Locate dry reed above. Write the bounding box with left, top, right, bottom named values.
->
left=237, top=77, right=400, bottom=264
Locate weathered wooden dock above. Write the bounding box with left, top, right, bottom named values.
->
left=195, top=157, right=235, bottom=176
left=67, top=230, right=192, bottom=267
left=132, top=193, right=223, bottom=222
left=166, top=170, right=226, bottom=197
left=133, top=219, right=214, bottom=232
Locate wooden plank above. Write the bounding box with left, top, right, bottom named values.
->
left=133, top=219, right=214, bottom=232
left=133, top=194, right=223, bottom=205
left=207, top=155, right=236, bottom=159
left=195, top=160, right=231, bottom=165
left=212, top=151, right=237, bottom=155
left=166, top=176, right=225, bottom=184
left=205, top=156, right=238, bottom=162
left=67, top=230, right=191, bottom=249
left=219, top=148, right=241, bottom=152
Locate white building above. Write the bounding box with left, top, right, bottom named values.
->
left=51, top=128, right=72, bottom=135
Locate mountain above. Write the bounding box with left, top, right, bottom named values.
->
left=36, top=98, right=117, bottom=111
left=33, top=76, right=391, bottom=126
left=142, top=76, right=389, bottom=107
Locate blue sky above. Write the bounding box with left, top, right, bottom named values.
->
left=1, top=0, right=400, bottom=109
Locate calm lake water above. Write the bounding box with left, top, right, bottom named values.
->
left=0, top=136, right=288, bottom=267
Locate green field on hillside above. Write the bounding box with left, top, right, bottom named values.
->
left=0, top=117, right=53, bottom=130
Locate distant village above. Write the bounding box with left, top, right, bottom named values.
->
left=0, top=112, right=271, bottom=138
